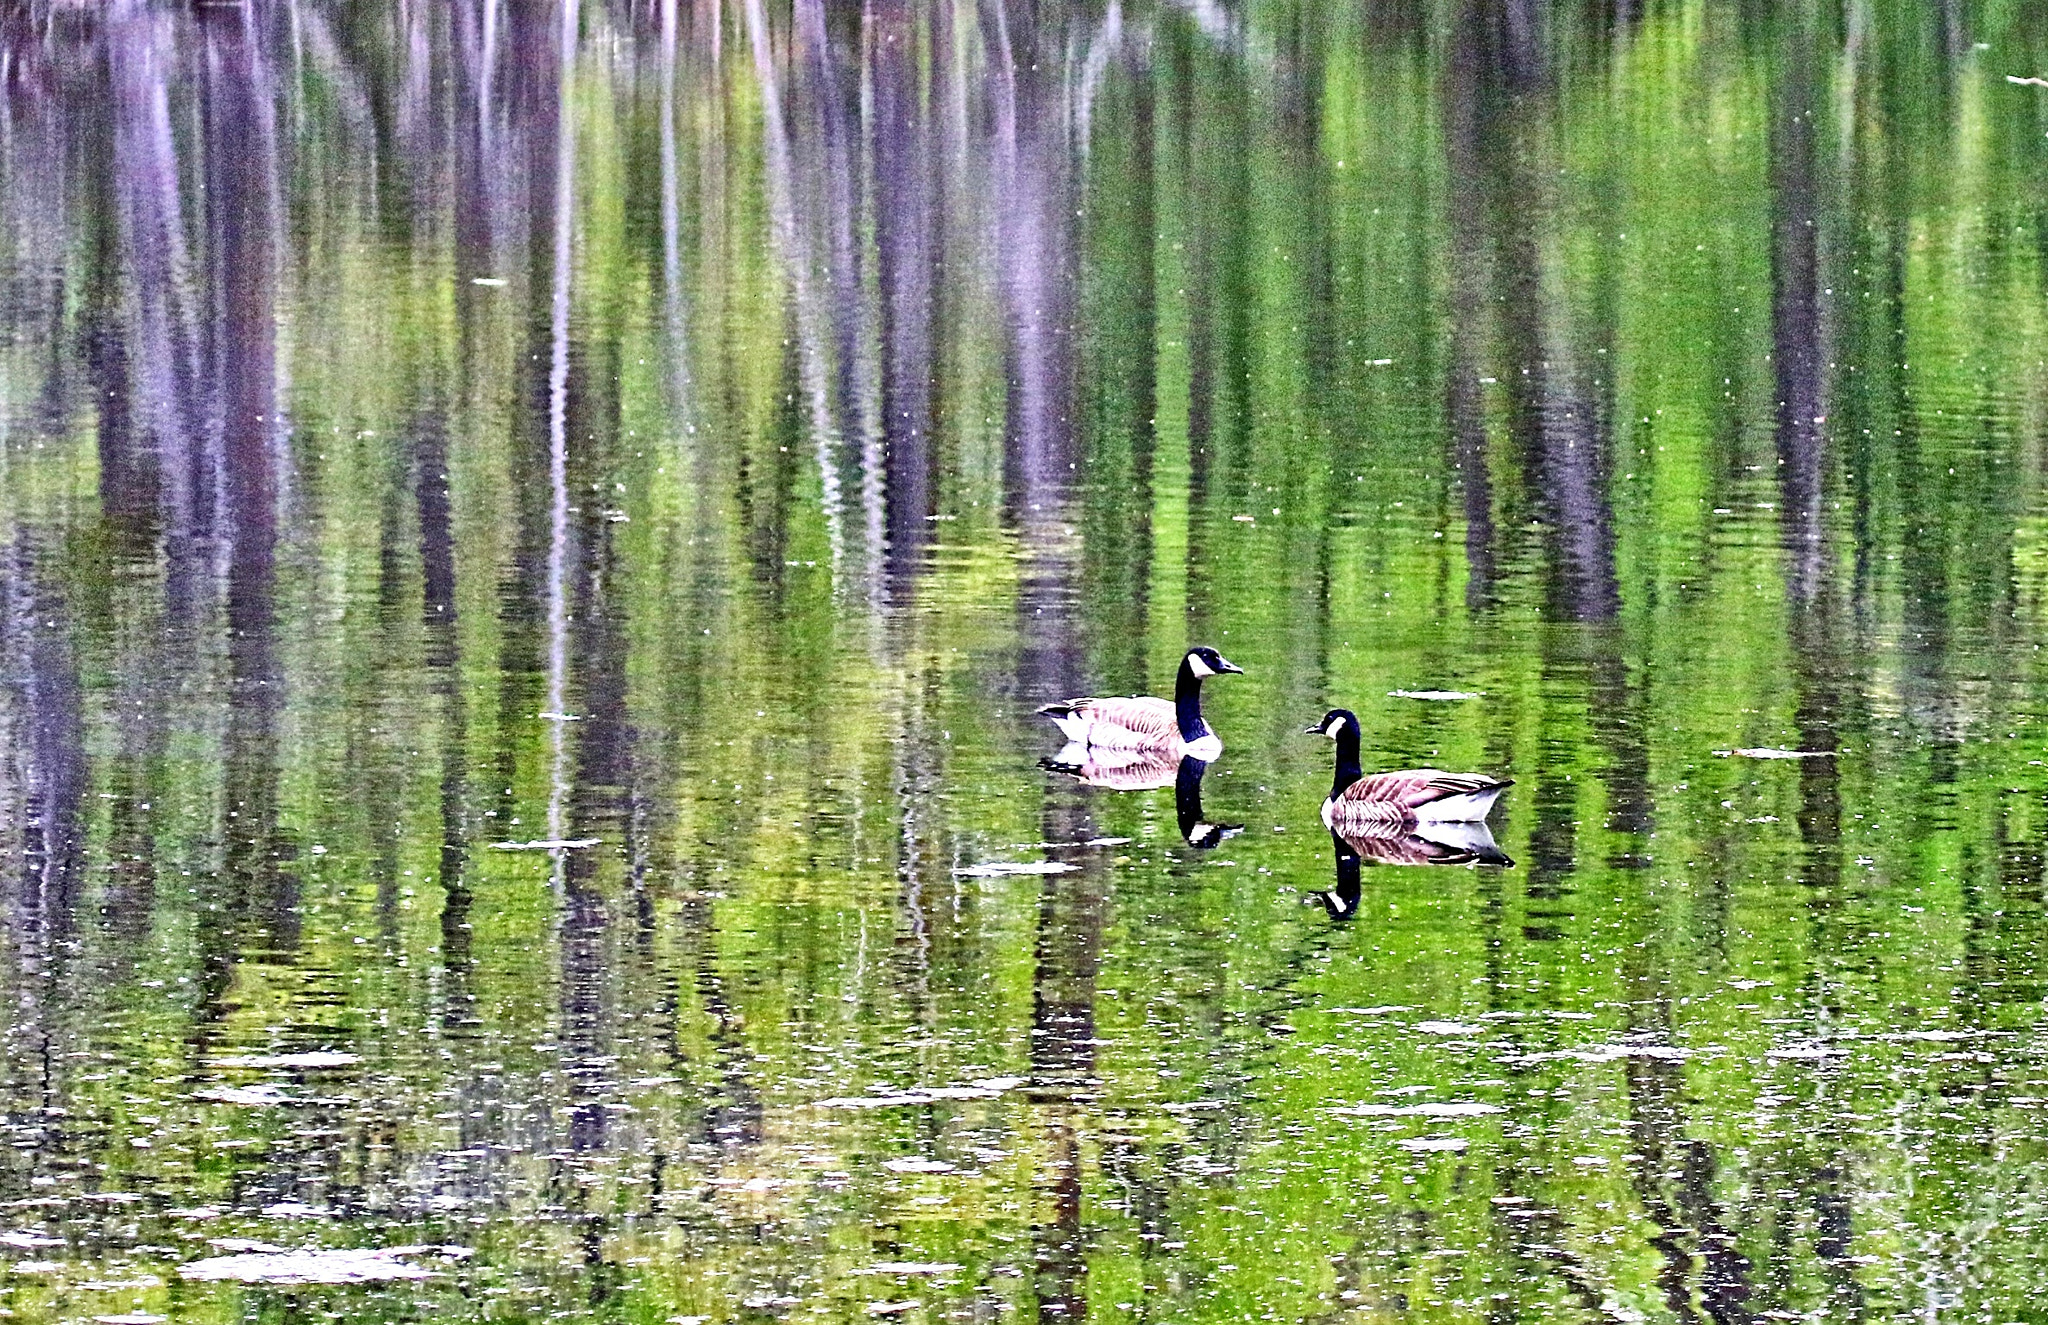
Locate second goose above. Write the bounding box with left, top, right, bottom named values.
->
left=1306, top=708, right=1512, bottom=829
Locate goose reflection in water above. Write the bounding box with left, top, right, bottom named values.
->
left=1311, top=821, right=1513, bottom=920
left=1039, top=749, right=1243, bottom=849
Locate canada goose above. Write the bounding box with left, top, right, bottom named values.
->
left=1305, top=709, right=1511, bottom=829
left=1036, top=750, right=1243, bottom=849
left=1037, top=647, right=1242, bottom=758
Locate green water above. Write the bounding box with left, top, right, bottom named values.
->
left=3, top=1, right=2048, bottom=1321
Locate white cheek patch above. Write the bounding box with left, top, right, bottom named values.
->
left=1187, top=654, right=1215, bottom=678
left=1325, top=717, right=1345, bottom=736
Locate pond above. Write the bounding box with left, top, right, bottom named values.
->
left=3, top=1, right=2048, bottom=1321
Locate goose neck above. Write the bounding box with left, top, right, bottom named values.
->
left=1330, top=722, right=1363, bottom=799
left=1173, top=658, right=1210, bottom=742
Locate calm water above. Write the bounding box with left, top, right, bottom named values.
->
left=3, top=1, right=2048, bottom=1321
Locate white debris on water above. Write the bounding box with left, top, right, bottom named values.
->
left=1414, top=1020, right=1485, bottom=1036
left=882, top=1159, right=957, bottom=1174
left=1715, top=747, right=1832, bottom=759
left=951, top=861, right=1077, bottom=877
left=1389, top=689, right=1481, bottom=701
left=858, top=1262, right=962, bottom=1275
left=0, top=1232, right=63, bottom=1248
left=1571, top=1044, right=1691, bottom=1062
left=79, top=1276, right=164, bottom=1292
left=211, top=1052, right=359, bottom=1070
left=180, top=1245, right=469, bottom=1284
left=490, top=838, right=601, bottom=850
left=1332, top=1101, right=1504, bottom=1118
left=708, top=1177, right=794, bottom=1193
left=816, top=1077, right=1027, bottom=1109
left=195, top=1084, right=297, bottom=1106
left=1501, top=1042, right=1692, bottom=1064
left=1016, top=839, right=1124, bottom=850
left=1397, top=1136, right=1468, bottom=1153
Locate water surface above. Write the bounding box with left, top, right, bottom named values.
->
left=4, top=1, right=2048, bottom=1321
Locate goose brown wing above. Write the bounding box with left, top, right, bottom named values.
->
left=1073, top=696, right=1179, bottom=746
left=1337, top=768, right=1507, bottom=812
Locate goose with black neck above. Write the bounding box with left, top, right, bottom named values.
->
left=1307, top=708, right=1512, bottom=829
left=1037, top=646, right=1243, bottom=759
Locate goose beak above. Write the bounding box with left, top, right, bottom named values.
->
left=1217, top=658, right=1244, bottom=674
left=1303, top=723, right=1325, bottom=735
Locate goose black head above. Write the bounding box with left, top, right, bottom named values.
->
left=1184, top=646, right=1243, bottom=679
left=1305, top=708, right=1360, bottom=738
